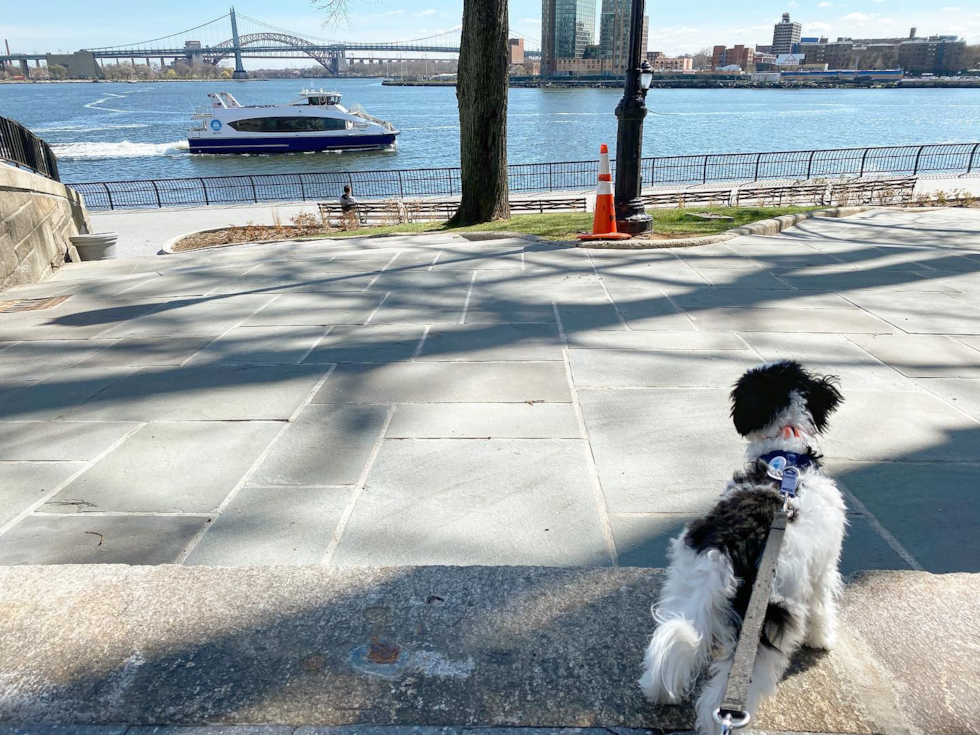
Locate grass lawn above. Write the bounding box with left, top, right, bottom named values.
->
left=321, top=206, right=822, bottom=241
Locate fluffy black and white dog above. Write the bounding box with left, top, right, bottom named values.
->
left=639, top=360, right=846, bottom=734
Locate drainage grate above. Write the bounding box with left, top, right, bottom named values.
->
left=0, top=295, right=71, bottom=313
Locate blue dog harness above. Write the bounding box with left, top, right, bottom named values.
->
left=758, top=451, right=815, bottom=498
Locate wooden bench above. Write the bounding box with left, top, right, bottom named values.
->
left=317, top=194, right=587, bottom=224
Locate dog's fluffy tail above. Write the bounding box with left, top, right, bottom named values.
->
left=639, top=536, right=737, bottom=704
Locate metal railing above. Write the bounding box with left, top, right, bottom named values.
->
left=68, top=142, right=980, bottom=211
left=0, top=116, right=60, bottom=181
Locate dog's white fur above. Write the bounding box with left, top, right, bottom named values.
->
left=638, top=391, right=846, bottom=734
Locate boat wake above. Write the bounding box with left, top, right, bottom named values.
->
left=34, top=124, right=149, bottom=133
left=51, top=140, right=189, bottom=160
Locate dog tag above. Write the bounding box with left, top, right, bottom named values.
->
left=767, top=455, right=787, bottom=480
left=780, top=466, right=800, bottom=496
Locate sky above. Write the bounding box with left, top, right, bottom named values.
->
left=1, top=0, right=976, bottom=58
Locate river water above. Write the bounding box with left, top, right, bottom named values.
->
left=1, top=78, right=979, bottom=183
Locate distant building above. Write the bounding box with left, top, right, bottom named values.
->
left=712, top=44, right=755, bottom=72
left=646, top=51, right=692, bottom=71
left=508, top=38, right=525, bottom=65
left=541, top=0, right=595, bottom=74
left=555, top=57, right=605, bottom=74
left=798, top=29, right=966, bottom=74
left=598, top=0, right=648, bottom=74
left=898, top=37, right=966, bottom=74
left=772, top=13, right=802, bottom=55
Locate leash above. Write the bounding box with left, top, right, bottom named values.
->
left=712, top=460, right=801, bottom=735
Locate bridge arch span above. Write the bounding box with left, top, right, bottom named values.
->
left=206, top=32, right=341, bottom=71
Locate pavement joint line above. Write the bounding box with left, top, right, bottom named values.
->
left=947, top=292, right=980, bottom=311
left=553, top=300, right=619, bottom=567
left=825, top=290, right=912, bottom=336
left=175, top=364, right=337, bottom=565
left=659, top=286, right=702, bottom=332
left=362, top=291, right=391, bottom=326
left=835, top=477, right=925, bottom=572
left=32, top=511, right=213, bottom=517
left=177, top=293, right=282, bottom=368
left=587, top=252, right=630, bottom=331
left=0, top=422, right=147, bottom=538
left=297, top=326, right=333, bottom=364
left=839, top=332, right=933, bottom=387
left=320, top=404, right=398, bottom=566
left=734, top=331, right=767, bottom=362
left=951, top=335, right=980, bottom=354
left=363, top=251, right=402, bottom=292
left=412, top=325, right=432, bottom=360
left=459, top=272, right=477, bottom=324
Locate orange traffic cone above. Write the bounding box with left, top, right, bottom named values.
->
left=579, top=144, right=631, bottom=241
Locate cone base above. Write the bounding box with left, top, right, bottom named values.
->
left=578, top=232, right=632, bottom=241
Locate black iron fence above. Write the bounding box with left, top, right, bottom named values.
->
left=68, top=142, right=980, bottom=211
left=0, top=116, right=60, bottom=181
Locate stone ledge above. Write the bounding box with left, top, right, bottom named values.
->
left=0, top=566, right=974, bottom=734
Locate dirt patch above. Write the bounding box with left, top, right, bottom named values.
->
left=172, top=211, right=361, bottom=253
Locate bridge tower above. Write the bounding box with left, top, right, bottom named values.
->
left=229, top=6, right=248, bottom=79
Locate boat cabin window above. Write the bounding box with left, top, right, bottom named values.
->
left=306, top=94, right=340, bottom=106
left=228, top=117, right=350, bottom=133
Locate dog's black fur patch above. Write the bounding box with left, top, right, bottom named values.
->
left=730, top=360, right=843, bottom=436
left=685, top=484, right=798, bottom=650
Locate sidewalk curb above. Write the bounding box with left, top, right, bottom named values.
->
left=574, top=206, right=874, bottom=250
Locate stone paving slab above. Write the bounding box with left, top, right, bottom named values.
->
left=0, top=422, right=138, bottom=461
left=738, top=333, right=916, bottom=390
left=74, top=337, right=217, bottom=368
left=568, top=349, right=761, bottom=388
left=0, top=515, right=206, bottom=564
left=419, top=324, right=563, bottom=362
left=385, top=403, right=581, bottom=439
left=312, top=363, right=571, bottom=404
left=2, top=565, right=975, bottom=734
left=64, top=365, right=328, bottom=422
left=43, top=422, right=283, bottom=514
left=917, top=377, right=980, bottom=421
left=332, top=440, right=610, bottom=566
left=822, top=391, right=980, bottom=462
left=578, top=388, right=744, bottom=514
left=687, top=306, right=897, bottom=334
left=842, top=292, right=980, bottom=335
left=247, top=404, right=390, bottom=486
left=302, top=326, right=425, bottom=364
left=0, top=340, right=112, bottom=382
left=186, top=326, right=327, bottom=366
left=241, top=294, right=385, bottom=327
left=0, top=462, right=86, bottom=528
left=0, top=368, right=137, bottom=421
left=831, top=460, right=979, bottom=573
left=184, top=486, right=351, bottom=567
left=847, top=334, right=980, bottom=377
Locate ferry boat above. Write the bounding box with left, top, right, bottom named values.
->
left=187, top=89, right=399, bottom=154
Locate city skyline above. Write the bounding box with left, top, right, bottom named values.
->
left=1, top=0, right=976, bottom=58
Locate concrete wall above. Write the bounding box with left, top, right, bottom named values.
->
left=0, top=165, right=90, bottom=292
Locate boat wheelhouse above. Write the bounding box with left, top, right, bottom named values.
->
left=187, top=90, right=399, bottom=154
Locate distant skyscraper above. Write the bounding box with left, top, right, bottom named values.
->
left=598, top=0, right=648, bottom=74
left=772, top=12, right=802, bottom=55
left=542, top=0, right=596, bottom=74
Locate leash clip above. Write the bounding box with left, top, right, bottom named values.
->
left=713, top=709, right=751, bottom=734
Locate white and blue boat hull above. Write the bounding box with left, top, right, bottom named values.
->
left=188, top=133, right=398, bottom=155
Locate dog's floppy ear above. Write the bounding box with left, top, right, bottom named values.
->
left=806, top=374, right=843, bottom=433
left=730, top=361, right=807, bottom=436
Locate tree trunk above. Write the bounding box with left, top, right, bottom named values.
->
left=449, top=0, right=510, bottom=226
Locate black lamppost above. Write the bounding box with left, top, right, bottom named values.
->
left=614, top=0, right=654, bottom=235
